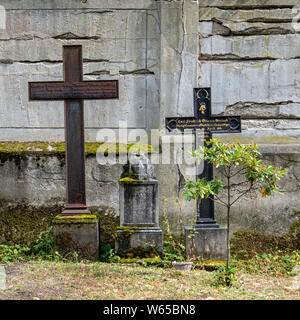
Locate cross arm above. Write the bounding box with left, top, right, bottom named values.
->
left=29, top=80, right=119, bottom=101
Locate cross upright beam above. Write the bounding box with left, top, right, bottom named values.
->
left=166, top=88, right=241, bottom=228
left=29, top=45, right=119, bottom=216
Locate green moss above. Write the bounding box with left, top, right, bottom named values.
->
left=0, top=199, right=62, bottom=247
left=119, top=177, right=140, bottom=183
left=0, top=141, right=153, bottom=165
left=53, top=214, right=98, bottom=224
left=116, top=246, right=159, bottom=259
left=193, top=259, right=226, bottom=271
left=231, top=228, right=300, bottom=259
left=119, top=172, right=140, bottom=183
left=116, top=226, right=153, bottom=239
left=118, top=257, right=162, bottom=265
left=116, top=226, right=140, bottom=239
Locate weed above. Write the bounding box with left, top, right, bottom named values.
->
left=162, top=240, right=186, bottom=263
left=211, top=264, right=237, bottom=287
left=0, top=244, right=30, bottom=263
left=99, top=244, right=120, bottom=263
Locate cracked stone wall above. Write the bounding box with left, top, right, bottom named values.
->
left=195, top=0, right=300, bottom=235
left=0, top=0, right=299, bottom=238
left=198, top=0, right=300, bottom=145
left=0, top=0, right=160, bottom=141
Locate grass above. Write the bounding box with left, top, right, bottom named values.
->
left=0, top=260, right=299, bottom=300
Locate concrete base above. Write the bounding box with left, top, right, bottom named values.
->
left=185, top=227, right=227, bottom=261
left=53, top=215, right=99, bottom=261
left=115, top=227, right=163, bottom=253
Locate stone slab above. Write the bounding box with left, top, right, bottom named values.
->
left=0, top=9, right=147, bottom=44
left=185, top=227, right=227, bottom=261
left=0, top=0, right=155, bottom=10
left=200, top=8, right=295, bottom=22
left=200, top=35, right=300, bottom=60
left=198, top=60, right=300, bottom=116
left=115, top=227, right=163, bottom=252
left=53, top=215, right=99, bottom=261
left=119, top=180, right=159, bottom=227
left=199, top=0, right=300, bottom=7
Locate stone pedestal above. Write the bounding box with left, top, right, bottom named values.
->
left=115, top=227, right=163, bottom=252
left=115, top=179, right=163, bottom=252
left=185, top=227, right=227, bottom=261
left=53, top=215, right=99, bottom=261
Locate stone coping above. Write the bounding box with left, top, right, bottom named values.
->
left=53, top=214, right=99, bottom=224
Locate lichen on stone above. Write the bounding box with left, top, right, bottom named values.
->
left=53, top=214, right=99, bottom=224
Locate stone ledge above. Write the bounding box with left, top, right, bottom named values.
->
left=53, top=214, right=99, bottom=224
left=0, top=0, right=154, bottom=10
left=199, top=0, right=299, bottom=8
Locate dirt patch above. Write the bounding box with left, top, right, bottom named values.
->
left=0, top=261, right=299, bottom=300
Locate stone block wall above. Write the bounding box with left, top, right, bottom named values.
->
left=0, top=1, right=299, bottom=243
left=198, top=0, right=300, bottom=144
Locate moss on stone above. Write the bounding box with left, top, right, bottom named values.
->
left=0, top=141, right=153, bottom=166
left=193, top=259, right=226, bottom=271
left=118, top=257, right=162, bottom=265
left=119, top=172, right=140, bottom=184
left=53, top=214, right=99, bottom=224
left=119, top=177, right=140, bottom=183
left=0, top=199, right=62, bottom=247
left=116, top=245, right=159, bottom=259
left=231, top=228, right=300, bottom=259
left=116, top=225, right=153, bottom=239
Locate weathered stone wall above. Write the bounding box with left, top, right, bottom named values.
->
left=198, top=0, right=300, bottom=144
left=0, top=0, right=160, bottom=141
left=0, top=1, right=299, bottom=242
left=194, top=0, right=300, bottom=235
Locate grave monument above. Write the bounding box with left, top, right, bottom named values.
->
left=166, top=88, right=241, bottom=260
left=115, top=153, right=163, bottom=253
left=28, top=45, right=119, bottom=260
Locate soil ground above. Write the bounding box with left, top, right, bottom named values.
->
left=0, top=261, right=299, bottom=300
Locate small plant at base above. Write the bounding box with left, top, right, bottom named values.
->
left=183, top=139, right=287, bottom=281
left=99, top=244, right=120, bottom=263
left=32, top=227, right=61, bottom=261
left=163, top=240, right=186, bottom=263
left=212, top=263, right=237, bottom=287
left=0, top=244, right=30, bottom=263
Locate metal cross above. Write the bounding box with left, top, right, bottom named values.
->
left=29, top=45, right=119, bottom=216
left=166, top=88, right=241, bottom=228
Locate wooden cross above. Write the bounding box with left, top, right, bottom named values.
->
left=29, top=45, right=119, bottom=216
left=166, top=88, right=241, bottom=228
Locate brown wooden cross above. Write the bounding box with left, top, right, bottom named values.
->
left=29, top=45, right=119, bottom=216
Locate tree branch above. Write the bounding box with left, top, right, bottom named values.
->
left=208, top=195, right=228, bottom=207
left=230, top=185, right=253, bottom=206
left=231, top=166, right=247, bottom=178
